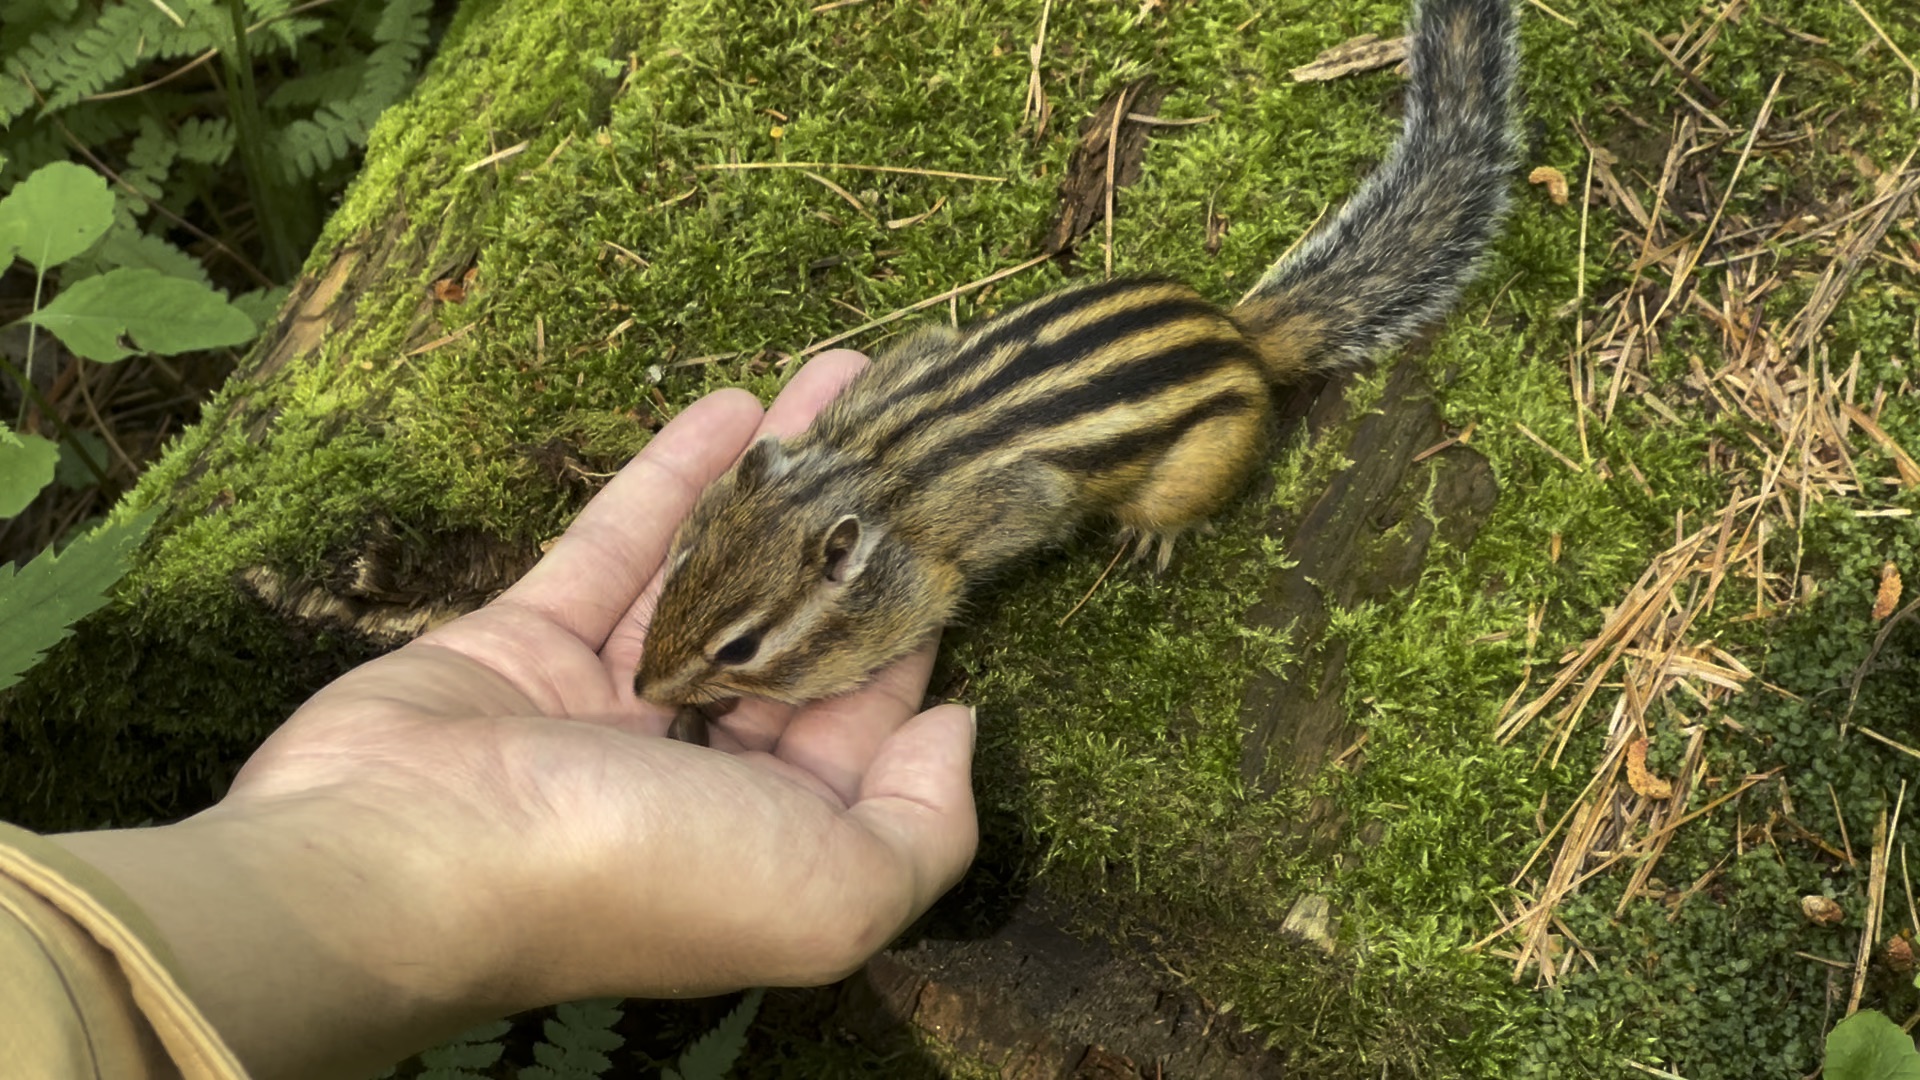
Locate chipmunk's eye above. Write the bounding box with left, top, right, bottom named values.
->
left=712, top=632, right=761, bottom=666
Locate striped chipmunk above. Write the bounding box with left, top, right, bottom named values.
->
left=634, top=0, right=1520, bottom=738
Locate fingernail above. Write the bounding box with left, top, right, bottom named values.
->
left=967, top=705, right=978, bottom=736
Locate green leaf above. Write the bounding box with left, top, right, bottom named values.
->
left=0, top=507, right=157, bottom=693
left=667, top=988, right=763, bottom=1080
left=25, top=267, right=258, bottom=362
left=0, top=426, right=60, bottom=516
left=83, top=227, right=214, bottom=288
left=415, top=1018, right=510, bottom=1080
left=174, top=117, right=236, bottom=167
left=521, top=998, right=624, bottom=1080
left=55, top=431, right=110, bottom=490
left=0, top=161, right=115, bottom=270
left=1826, top=1011, right=1920, bottom=1080
left=232, top=285, right=292, bottom=331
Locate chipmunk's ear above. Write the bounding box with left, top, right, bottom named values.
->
left=821, top=514, right=880, bottom=584
left=734, top=437, right=790, bottom=491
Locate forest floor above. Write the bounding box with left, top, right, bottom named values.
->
left=6, top=0, right=1919, bottom=1076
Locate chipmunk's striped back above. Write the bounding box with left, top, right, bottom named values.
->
left=797, top=279, right=1270, bottom=569
left=635, top=0, right=1520, bottom=720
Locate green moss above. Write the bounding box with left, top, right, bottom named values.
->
left=7, top=0, right=1920, bottom=1073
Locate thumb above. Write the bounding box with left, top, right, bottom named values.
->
left=851, top=704, right=979, bottom=908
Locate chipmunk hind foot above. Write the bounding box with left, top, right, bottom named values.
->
left=1116, top=527, right=1178, bottom=571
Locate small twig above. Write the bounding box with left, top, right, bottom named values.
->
left=1857, top=725, right=1920, bottom=762
left=1903, top=844, right=1918, bottom=943
left=1784, top=162, right=1920, bottom=361
left=46, top=115, right=274, bottom=289
left=82, top=0, right=344, bottom=103
left=1023, top=0, right=1053, bottom=130
left=1848, top=0, right=1920, bottom=109
left=1648, top=73, right=1783, bottom=330
left=1472, top=770, right=1779, bottom=950
left=1523, top=0, right=1577, bottom=27
left=1059, top=541, right=1129, bottom=627
left=1830, top=781, right=1858, bottom=867
left=1103, top=83, right=1142, bottom=280
left=696, top=161, right=1005, bottom=182
left=82, top=48, right=219, bottom=102
left=1848, top=803, right=1893, bottom=1015
left=1125, top=112, right=1218, bottom=126
left=461, top=140, right=531, bottom=173
left=1238, top=203, right=1328, bottom=305
left=1845, top=592, right=1920, bottom=725
left=886, top=195, right=948, bottom=230
left=601, top=239, right=650, bottom=269
left=1571, top=151, right=1595, bottom=460
left=1514, top=421, right=1586, bottom=473
left=1621, top=1060, right=1689, bottom=1080
left=791, top=252, right=1053, bottom=361
left=401, top=322, right=475, bottom=358
left=798, top=170, right=878, bottom=223
left=1795, top=950, right=1854, bottom=970
left=74, top=364, right=139, bottom=474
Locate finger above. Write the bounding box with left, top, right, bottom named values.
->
left=760, top=349, right=867, bottom=437
left=601, top=350, right=872, bottom=685
left=497, top=389, right=764, bottom=649
left=850, top=704, right=979, bottom=907
left=767, top=636, right=940, bottom=804
left=702, top=698, right=794, bottom=755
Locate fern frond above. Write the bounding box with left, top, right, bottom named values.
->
left=265, top=59, right=368, bottom=113
left=276, top=103, right=364, bottom=182
left=65, top=224, right=213, bottom=287
left=39, top=5, right=171, bottom=112
left=6, top=22, right=88, bottom=111
left=0, top=0, right=81, bottom=35
left=242, top=0, right=294, bottom=23
left=0, top=70, right=33, bottom=128
left=259, top=14, right=325, bottom=52
left=521, top=998, right=625, bottom=1080
left=124, top=115, right=178, bottom=201
left=53, top=98, right=145, bottom=153
left=258, top=0, right=430, bottom=181
left=0, top=127, right=66, bottom=188
left=665, top=988, right=763, bottom=1080
left=373, top=0, right=431, bottom=49
left=416, top=1018, right=511, bottom=1080
left=174, top=116, right=233, bottom=166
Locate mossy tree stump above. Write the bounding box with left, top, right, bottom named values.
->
left=3, top=0, right=1526, bottom=1071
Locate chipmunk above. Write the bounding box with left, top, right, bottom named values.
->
left=634, top=0, right=1519, bottom=738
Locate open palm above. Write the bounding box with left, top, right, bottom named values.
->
left=220, top=350, right=978, bottom=1003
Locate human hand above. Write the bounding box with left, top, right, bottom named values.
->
left=57, top=351, right=977, bottom=1080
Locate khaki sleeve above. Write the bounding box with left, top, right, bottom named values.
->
left=0, top=822, right=247, bottom=1080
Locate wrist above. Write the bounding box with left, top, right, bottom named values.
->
left=55, top=788, right=517, bottom=1080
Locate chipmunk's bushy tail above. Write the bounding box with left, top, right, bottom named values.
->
left=1232, top=0, right=1518, bottom=380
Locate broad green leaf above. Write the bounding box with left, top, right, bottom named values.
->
left=25, top=267, right=258, bottom=362
left=55, top=431, right=110, bottom=490
left=1827, top=1011, right=1920, bottom=1080
left=0, top=426, right=59, bottom=516
left=0, top=161, right=114, bottom=271
left=0, top=506, right=157, bottom=693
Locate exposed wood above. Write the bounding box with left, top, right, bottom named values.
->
left=1238, top=356, right=1501, bottom=838
left=833, top=894, right=1289, bottom=1079
left=1042, top=79, right=1169, bottom=257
